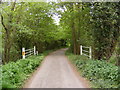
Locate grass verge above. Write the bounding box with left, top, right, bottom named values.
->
left=2, top=50, right=52, bottom=88
left=66, top=51, right=119, bottom=88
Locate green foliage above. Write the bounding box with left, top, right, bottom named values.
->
left=91, top=2, right=120, bottom=60
left=59, top=2, right=119, bottom=61
left=59, top=2, right=93, bottom=54
left=0, top=26, right=2, bottom=53
left=0, top=66, right=2, bottom=90
left=67, top=51, right=119, bottom=88
left=109, top=52, right=117, bottom=65
left=1, top=2, right=67, bottom=63
left=2, top=51, right=50, bottom=88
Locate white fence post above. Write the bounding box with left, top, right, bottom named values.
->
left=36, top=51, right=38, bottom=55
left=22, top=46, right=37, bottom=59
left=34, top=46, right=36, bottom=55
left=80, top=45, right=82, bottom=55
left=89, top=46, right=92, bottom=59
left=22, top=47, right=25, bottom=59
left=80, top=45, right=92, bottom=59
left=30, top=49, right=32, bottom=55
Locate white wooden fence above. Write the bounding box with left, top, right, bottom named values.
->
left=22, top=46, right=38, bottom=59
left=80, top=45, right=92, bottom=59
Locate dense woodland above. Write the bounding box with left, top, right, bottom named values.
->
left=1, top=1, right=119, bottom=65
left=0, top=1, right=120, bottom=88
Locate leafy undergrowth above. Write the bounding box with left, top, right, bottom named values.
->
left=2, top=50, right=52, bottom=88
left=66, top=51, right=120, bottom=88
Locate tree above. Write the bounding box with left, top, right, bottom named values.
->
left=1, top=1, right=17, bottom=63
left=91, top=2, right=120, bottom=61
left=1, top=1, right=66, bottom=63
left=59, top=2, right=92, bottom=54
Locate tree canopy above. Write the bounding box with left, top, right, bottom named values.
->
left=1, top=1, right=120, bottom=65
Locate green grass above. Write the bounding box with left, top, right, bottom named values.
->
left=0, top=34, right=2, bottom=54
left=109, top=45, right=119, bottom=65
left=66, top=51, right=120, bottom=88
left=2, top=50, right=52, bottom=88
left=109, top=54, right=117, bottom=65
left=0, top=32, right=2, bottom=89
left=0, top=23, right=2, bottom=54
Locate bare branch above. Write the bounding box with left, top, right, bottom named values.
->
left=1, top=14, right=8, bottom=31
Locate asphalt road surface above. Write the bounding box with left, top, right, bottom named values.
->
left=24, top=48, right=89, bottom=88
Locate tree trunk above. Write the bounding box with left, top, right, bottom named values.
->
left=71, top=3, right=79, bottom=55
left=71, top=21, right=77, bottom=54
left=76, top=3, right=82, bottom=55
left=1, top=1, right=16, bottom=64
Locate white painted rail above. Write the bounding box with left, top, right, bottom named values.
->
left=22, top=46, right=38, bottom=59
left=80, top=45, right=92, bottom=59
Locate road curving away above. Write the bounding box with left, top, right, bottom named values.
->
left=24, top=48, right=90, bottom=88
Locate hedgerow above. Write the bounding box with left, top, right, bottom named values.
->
left=2, top=51, right=51, bottom=88
left=66, top=52, right=120, bottom=88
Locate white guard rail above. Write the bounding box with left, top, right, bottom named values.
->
left=80, top=45, right=92, bottom=59
left=22, top=46, right=38, bottom=59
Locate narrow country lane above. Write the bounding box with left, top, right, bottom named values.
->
left=24, top=48, right=89, bottom=88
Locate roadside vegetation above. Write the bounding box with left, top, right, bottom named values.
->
left=0, top=33, right=2, bottom=54
left=66, top=51, right=119, bottom=88
left=1, top=1, right=119, bottom=89
left=0, top=26, right=2, bottom=59
left=2, top=50, right=52, bottom=88
left=1, top=1, right=119, bottom=65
